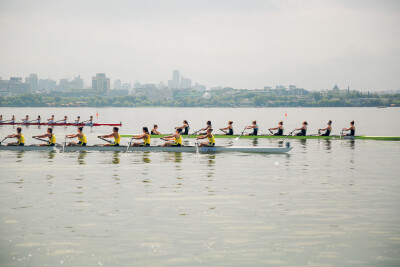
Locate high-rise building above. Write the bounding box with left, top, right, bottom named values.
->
left=39, top=79, right=57, bottom=92
left=114, top=79, right=122, bottom=89
left=72, top=75, right=84, bottom=89
left=25, top=74, right=39, bottom=92
left=92, top=73, right=110, bottom=94
left=180, top=76, right=192, bottom=89
left=9, top=77, right=29, bottom=96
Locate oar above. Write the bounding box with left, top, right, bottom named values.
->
left=97, top=136, right=112, bottom=144
left=0, top=137, right=7, bottom=146
left=339, top=130, right=344, bottom=140
left=126, top=138, right=132, bottom=153
left=32, top=136, right=51, bottom=145
left=195, top=140, right=199, bottom=153
left=235, top=127, right=247, bottom=140
left=62, top=136, right=67, bottom=152
left=269, top=129, right=273, bottom=135
left=283, top=129, right=296, bottom=143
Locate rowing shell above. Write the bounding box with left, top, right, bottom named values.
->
left=0, top=145, right=292, bottom=153
left=0, top=122, right=122, bottom=127
left=120, top=134, right=400, bottom=141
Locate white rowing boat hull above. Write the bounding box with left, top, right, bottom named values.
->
left=0, top=145, right=292, bottom=153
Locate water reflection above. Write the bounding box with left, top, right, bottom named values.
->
left=321, top=140, right=332, bottom=150
left=112, top=151, right=120, bottom=164
left=142, top=152, right=151, bottom=163
left=16, top=151, right=25, bottom=161
left=174, top=152, right=182, bottom=163
left=252, top=139, right=258, bottom=146
left=77, top=151, right=87, bottom=165
left=47, top=151, right=56, bottom=160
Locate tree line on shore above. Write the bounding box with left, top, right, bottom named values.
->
left=0, top=91, right=399, bottom=107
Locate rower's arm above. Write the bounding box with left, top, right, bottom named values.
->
left=269, top=127, right=278, bottom=130
left=66, top=134, right=79, bottom=138
left=162, top=134, right=175, bottom=139
left=220, top=126, right=228, bottom=130
left=100, top=133, right=114, bottom=138
left=7, top=134, right=17, bottom=138
left=131, top=134, right=145, bottom=140
left=319, top=127, right=327, bottom=131
left=343, top=127, right=350, bottom=131
left=197, top=134, right=207, bottom=140
left=34, top=133, right=49, bottom=138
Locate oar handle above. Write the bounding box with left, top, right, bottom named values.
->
left=97, top=136, right=112, bottom=144
left=32, top=136, right=49, bottom=143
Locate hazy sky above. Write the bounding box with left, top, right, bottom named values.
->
left=0, top=0, right=399, bottom=91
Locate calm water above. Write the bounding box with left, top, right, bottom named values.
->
left=0, top=107, right=400, bottom=266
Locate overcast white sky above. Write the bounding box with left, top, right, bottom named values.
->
left=0, top=0, right=399, bottom=91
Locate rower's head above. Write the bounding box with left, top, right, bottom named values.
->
left=90, top=116, right=93, bottom=119
left=77, top=116, right=80, bottom=119
left=207, top=128, right=213, bottom=134
left=113, top=127, right=119, bottom=133
left=176, top=128, right=182, bottom=134
left=64, top=116, right=67, bottom=119
left=279, top=121, right=283, bottom=125
left=38, top=115, right=41, bottom=118
left=51, top=115, right=54, bottom=118
left=252, top=120, right=257, bottom=125
left=47, top=128, right=53, bottom=134
left=183, top=120, right=188, bottom=125
left=303, top=121, right=308, bottom=125
left=78, top=127, right=83, bottom=133
left=26, top=115, right=29, bottom=118
left=229, top=121, right=233, bottom=125
left=12, top=115, right=15, bottom=118
left=328, top=120, right=332, bottom=125
left=350, top=120, right=354, bottom=125
left=207, top=121, right=211, bottom=126
left=17, top=127, right=22, bottom=133
left=153, top=124, right=158, bottom=129
left=143, top=127, right=149, bottom=133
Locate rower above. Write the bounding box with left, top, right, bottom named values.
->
left=0, top=115, right=2, bottom=123
left=269, top=121, right=284, bottom=136
left=35, top=115, right=41, bottom=123
left=246, top=120, right=259, bottom=135
left=162, top=128, right=183, bottom=147
left=99, top=127, right=120, bottom=146
left=9, top=115, right=16, bottom=124
left=22, top=115, right=29, bottom=124
left=176, top=120, right=189, bottom=135
left=130, top=127, right=151, bottom=147
left=61, top=116, right=68, bottom=124
left=200, top=121, right=212, bottom=134
left=319, top=120, right=332, bottom=136
left=33, top=128, right=56, bottom=146
left=295, top=121, right=308, bottom=136
left=151, top=124, right=161, bottom=135
left=220, top=121, right=234, bottom=135
left=343, top=120, right=355, bottom=136
left=65, top=127, right=87, bottom=146
left=6, top=127, right=25, bottom=146
left=47, top=115, right=55, bottom=124
left=197, top=128, right=215, bottom=147
left=85, top=116, right=94, bottom=126
left=74, top=116, right=80, bottom=124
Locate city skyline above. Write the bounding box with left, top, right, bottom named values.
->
left=0, top=0, right=399, bottom=91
